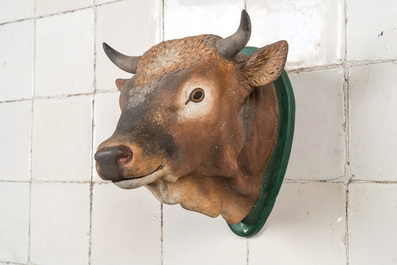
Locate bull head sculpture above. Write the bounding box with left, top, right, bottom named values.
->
left=95, top=10, right=295, bottom=237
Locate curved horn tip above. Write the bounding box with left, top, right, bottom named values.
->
left=101, top=42, right=141, bottom=74
left=216, top=9, right=252, bottom=60
left=102, top=42, right=110, bottom=51
left=240, top=9, right=251, bottom=32
left=102, top=42, right=115, bottom=58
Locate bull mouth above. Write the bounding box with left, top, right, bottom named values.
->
left=112, top=165, right=164, bottom=189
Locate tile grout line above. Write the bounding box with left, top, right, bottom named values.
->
left=343, top=66, right=350, bottom=182
left=27, top=0, right=37, bottom=262
left=0, top=5, right=93, bottom=27
left=0, top=180, right=31, bottom=183
left=0, top=90, right=118, bottom=104
left=284, top=178, right=346, bottom=184
left=88, top=1, right=98, bottom=264
left=287, top=63, right=343, bottom=73
left=345, top=182, right=351, bottom=265
left=344, top=63, right=351, bottom=265
left=0, top=17, right=35, bottom=26
left=343, top=1, right=350, bottom=264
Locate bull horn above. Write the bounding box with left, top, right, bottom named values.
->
left=103, top=42, right=141, bottom=74
left=216, top=10, right=251, bottom=60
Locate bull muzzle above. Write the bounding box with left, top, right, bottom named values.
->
left=94, top=145, right=132, bottom=180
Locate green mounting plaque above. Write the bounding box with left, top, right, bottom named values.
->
left=228, top=46, right=295, bottom=237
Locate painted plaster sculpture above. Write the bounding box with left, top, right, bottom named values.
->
left=95, top=10, right=295, bottom=237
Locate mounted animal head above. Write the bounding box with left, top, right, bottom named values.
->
left=94, top=10, right=288, bottom=224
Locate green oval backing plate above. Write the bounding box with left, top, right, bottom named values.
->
left=228, top=46, right=296, bottom=237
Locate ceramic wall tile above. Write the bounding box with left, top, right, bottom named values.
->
left=349, top=183, right=397, bottom=265
left=0, top=20, right=34, bottom=101
left=247, top=0, right=345, bottom=69
left=35, top=9, right=94, bottom=97
left=93, top=92, right=121, bottom=181
left=30, top=183, right=90, bottom=265
left=32, top=96, right=92, bottom=181
left=249, top=183, right=346, bottom=265
left=163, top=204, right=247, bottom=265
left=0, top=101, right=31, bottom=181
left=0, top=0, right=34, bottom=24
left=164, top=0, right=244, bottom=40
left=349, top=63, right=397, bottom=181
left=96, top=0, right=161, bottom=91
left=285, top=69, right=345, bottom=180
left=91, top=183, right=161, bottom=265
left=36, top=0, right=93, bottom=17
left=0, top=183, right=29, bottom=264
left=347, top=0, right=397, bottom=61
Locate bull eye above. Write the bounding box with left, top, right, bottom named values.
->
left=186, top=88, right=205, bottom=105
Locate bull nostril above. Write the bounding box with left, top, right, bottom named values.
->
left=94, top=145, right=132, bottom=180
left=117, top=152, right=132, bottom=165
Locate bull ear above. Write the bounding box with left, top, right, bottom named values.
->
left=115, top=78, right=128, bottom=92
left=240, top=40, right=288, bottom=87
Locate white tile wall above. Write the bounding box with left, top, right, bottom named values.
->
left=0, top=0, right=396, bottom=264
left=30, top=183, right=90, bottom=265
left=163, top=204, right=247, bottom=265
left=36, top=0, right=93, bottom=17
left=91, top=183, right=161, bottom=264
left=0, top=20, right=34, bottom=101
left=349, top=63, right=397, bottom=181
left=249, top=183, right=346, bottom=265
left=96, top=0, right=161, bottom=91
left=0, top=0, right=34, bottom=24
left=286, top=68, right=345, bottom=180
left=248, top=0, right=345, bottom=69
left=32, top=96, right=92, bottom=181
left=35, top=9, right=94, bottom=97
left=0, top=183, right=29, bottom=264
left=347, top=0, right=397, bottom=61
left=349, top=183, right=397, bottom=265
left=164, top=0, right=244, bottom=40
left=0, top=101, right=31, bottom=181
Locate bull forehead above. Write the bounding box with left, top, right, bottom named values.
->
left=135, top=34, right=232, bottom=86
left=125, top=81, right=156, bottom=110
left=124, top=69, right=186, bottom=110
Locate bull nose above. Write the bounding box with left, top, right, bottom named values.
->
left=94, top=145, right=132, bottom=180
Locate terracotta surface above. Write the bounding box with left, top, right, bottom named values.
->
left=95, top=10, right=288, bottom=224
